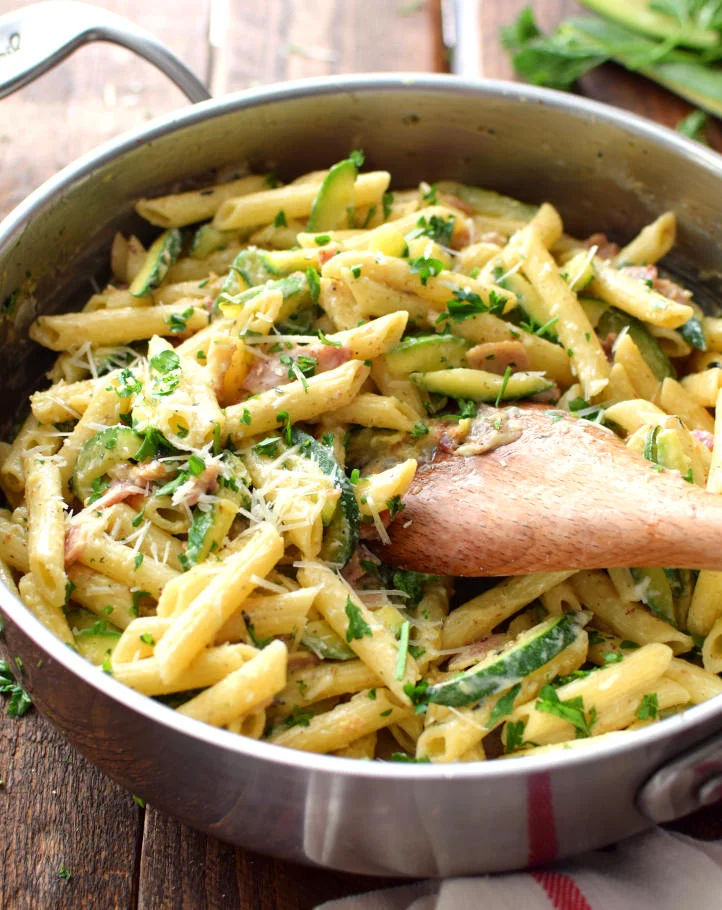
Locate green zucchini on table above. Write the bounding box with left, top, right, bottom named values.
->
left=385, top=335, right=471, bottom=374
left=411, top=368, right=553, bottom=401
left=129, top=229, right=182, bottom=297
left=427, top=612, right=590, bottom=707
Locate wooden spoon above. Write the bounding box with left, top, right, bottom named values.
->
left=381, top=406, right=722, bottom=576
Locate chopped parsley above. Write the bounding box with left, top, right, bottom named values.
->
left=382, top=192, right=394, bottom=219
left=133, top=553, right=144, bottom=571
left=280, top=352, right=317, bottom=390
left=130, top=590, right=150, bottom=618
left=411, top=421, right=429, bottom=439
left=276, top=411, right=293, bottom=445
left=0, top=659, right=32, bottom=717
left=241, top=408, right=252, bottom=426
left=386, top=495, right=405, bottom=519
left=274, top=210, right=288, bottom=227
left=317, top=328, right=341, bottom=347
left=283, top=708, right=314, bottom=729
left=132, top=794, right=146, bottom=808
left=345, top=597, right=373, bottom=642
left=114, top=368, right=142, bottom=399
left=504, top=719, right=527, bottom=753
left=350, top=265, right=362, bottom=279
left=187, top=454, right=205, bottom=476
left=636, top=693, right=659, bottom=721
left=422, top=183, right=438, bottom=205
left=409, top=255, right=445, bottom=286
left=58, top=864, right=71, bottom=881
left=495, top=366, right=513, bottom=407
left=436, top=287, right=506, bottom=325
left=410, top=214, right=455, bottom=246
left=150, top=349, right=182, bottom=398
left=140, top=633, right=155, bottom=646
left=179, top=506, right=217, bottom=572
left=165, top=306, right=194, bottom=334
left=536, top=684, right=596, bottom=738
left=314, top=234, right=331, bottom=246
left=403, top=679, right=429, bottom=713
left=390, top=753, right=430, bottom=763
left=254, top=436, right=281, bottom=457
left=305, top=267, right=321, bottom=304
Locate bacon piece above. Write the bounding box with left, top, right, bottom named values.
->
left=601, top=332, right=617, bottom=362
left=447, top=634, right=507, bottom=672
left=584, top=233, right=619, bottom=260
left=692, top=429, right=715, bottom=451
left=620, top=265, right=692, bottom=307
left=438, top=192, right=474, bottom=216
left=91, top=481, right=148, bottom=510
left=171, top=463, right=221, bottom=508
left=480, top=231, right=507, bottom=247
left=240, top=344, right=351, bottom=395
left=466, top=341, right=529, bottom=375
left=318, top=244, right=341, bottom=266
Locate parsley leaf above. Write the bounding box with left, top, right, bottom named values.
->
left=305, top=267, right=321, bottom=304
left=536, top=684, right=596, bottom=738
left=274, top=210, right=288, bottom=227
left=409, top=214, right=455, bottom=246
left=636, top=692, right=659, bottom=721
left=409, top=255, right=445, bottom=286
left=0, top=660, right=32, bottom=717
left=504, top=719, right=527, bottom=753
left=165, top=306, right=194, bottom=334
left=253, top=436, right=281, bottom=457
left=382, top=192, right=394, bottom=219
left=150, top=349, right=182, bottom=398
left=386, top=495, right=405, bottom=519
left=345, top=597, right=373, bottom=642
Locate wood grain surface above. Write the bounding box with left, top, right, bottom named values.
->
left=0, top=1, right=720, bottom=908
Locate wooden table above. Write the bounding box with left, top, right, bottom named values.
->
left=0, top=1, right=720, bottom=907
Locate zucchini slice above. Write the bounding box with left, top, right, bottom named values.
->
left=291, top=429, right=360, bottom=566
left=307, top=158, right=358, bottom=232
left=594, top=304, right=674, bottom=381
left=302, top=618, right=356, bottom=660
left=411, top=368, right=553, bottom=401
left=218, top=271, right=311, bottom=320
left=190, top=224, right=240, bottom=259
left=129, top=229, right=182, bottom=297
left=427, top=612, right=590, bottom=707
left=385, top=335, right=471, bottom=374
left=630, top=567, right=676, bottom=625
left=68, top=608, right=122, bottom=666
left=73, top=426, right=145, bottom=504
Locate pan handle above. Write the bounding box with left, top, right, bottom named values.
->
left=637, top=728, right=722, bottom=823
left=0, top=0, right=210, bottom=103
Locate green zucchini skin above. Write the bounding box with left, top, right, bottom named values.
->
left=130, top=229, right=183, bottom=297
left=411, top=368, right=553, bottom=401
left=302, top=619, right=356, bottom=660
left=595, top=305, right=674, bottom=381
left=427, top=612, right=589, bottom=707
left=72, top=426, right=145, bottom=504
left=385, top=335, right=471, bottom=374
left=307, top=159, right=357, bottom=232
left=190, top=224, right=240, bottom=259
left=290, top=428, right=360, bottom=567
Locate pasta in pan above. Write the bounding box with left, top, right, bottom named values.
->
left=5, top=152, right=722, bottom=763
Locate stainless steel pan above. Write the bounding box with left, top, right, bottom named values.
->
left=0, top=1, right=721, bottom=879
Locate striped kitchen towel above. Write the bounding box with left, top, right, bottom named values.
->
left=316, top=828, right=722, bottom=910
